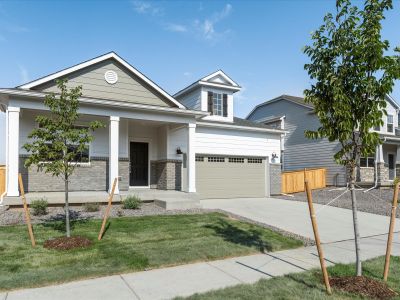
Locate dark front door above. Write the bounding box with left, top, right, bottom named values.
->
left=388, top=153, right=395, bottom=180
left=130, top=142, right=149, bottom=186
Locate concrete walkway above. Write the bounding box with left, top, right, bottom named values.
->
left=201, top=197, right=400, bottom=243
left=1, top=234, right=399, bottom=300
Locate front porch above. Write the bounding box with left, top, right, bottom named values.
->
left=357, top=140, right=400, bottom=186
left=4, top=104, right=200, bottom=199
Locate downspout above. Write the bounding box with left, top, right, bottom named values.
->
left=0, top=108, right=8, bottom=205
left=364, top=140, right=386, bottom=193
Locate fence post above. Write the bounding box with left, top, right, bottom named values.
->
left=383, top=182, right=399, bottom=281
left=18, top=173, right=36, bottom=247
left=98, top=177, right=118, bottom=240
left=305, top=180, right=331, bottom=295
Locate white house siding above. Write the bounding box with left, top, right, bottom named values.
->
left=247, top=99, right=347, bottom=186
left=195, top=126, right=281, bottom=161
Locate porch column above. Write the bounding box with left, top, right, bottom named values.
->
left=396, top=145, right=400, bottom=179
left=6, top=107, right=20, bottom=196
left=187, top=123, right=196, bottom=193
left=109, top=116, right=119, bottom=194
left=376, top=144, right=387, bottom=184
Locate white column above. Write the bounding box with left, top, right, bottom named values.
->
left=187, top=123, right=196, bottom=193
left=376, top=144, right=384, bottom=163
left=7, top=107, right=20, bottom=196
left=109, top=116, right=120, bottom=194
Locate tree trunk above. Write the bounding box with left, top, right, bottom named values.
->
left=65, top=175, right=71, bottom=238
left=350, top=167, right=362, bottom=276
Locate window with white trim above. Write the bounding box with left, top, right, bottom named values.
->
left=387, top=115, right=394, bottom=133
left=212, top=93, right=223, bottom=116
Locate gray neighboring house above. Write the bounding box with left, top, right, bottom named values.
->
left=246, top=94, right=400, bottom=187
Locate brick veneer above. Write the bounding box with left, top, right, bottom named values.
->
left=150, top=160, right=182, bottom=190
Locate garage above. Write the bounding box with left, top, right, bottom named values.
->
left=196, top=155, right=268, bottom=199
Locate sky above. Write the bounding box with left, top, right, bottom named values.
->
left=0, top=0, right=400, bottom=163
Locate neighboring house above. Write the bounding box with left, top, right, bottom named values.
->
left=0, top=52, right=283, bottom=199
left=246, top=94, right=400, bottom=186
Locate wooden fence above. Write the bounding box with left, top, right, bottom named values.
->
left=0, top=166, right=5, bottom=196
left=281, top=168, right=326, bottom=194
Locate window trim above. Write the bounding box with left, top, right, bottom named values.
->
left=359, top=156, right=375, bottom=168
left=387, top=114, right=394, bottom=133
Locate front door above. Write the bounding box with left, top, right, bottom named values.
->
left=130, top=142, right=149, bottom=186
left=388, top=153, right=395, bottom=180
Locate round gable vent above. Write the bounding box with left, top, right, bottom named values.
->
left=104, top=70, right=118, bottom=84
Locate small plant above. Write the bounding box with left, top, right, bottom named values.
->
left=83, top=202, right=100, bottom=212
left=122, top=195, right=142, bottom=210
left=117, top=209, right=124, bottom=217
left=393, top=177, right=400, bottom=188
left=31, top=198, right=48, bottom=216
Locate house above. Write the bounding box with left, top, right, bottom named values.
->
left=0, top=52, right=284, bottom=200
left=246, top=94, right=400, bottom=186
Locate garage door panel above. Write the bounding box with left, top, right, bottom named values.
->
left=196, top=156, right=267, bottom=199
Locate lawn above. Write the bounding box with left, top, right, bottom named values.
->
left=0, top=212, right=303, bottom=291
left=179, top=256, right=400, bottom=300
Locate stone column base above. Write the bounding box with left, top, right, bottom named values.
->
left=150, top=160, right=182, bottom=190
left=377, top=162, right=389, bottom=184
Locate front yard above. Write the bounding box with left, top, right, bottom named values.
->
left=0, top=212, right=303, bottom=291
left=180, top=256, right=400, bottom=300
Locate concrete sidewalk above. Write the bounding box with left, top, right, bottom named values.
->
left=2, top=234, right=399, bottom=300
left=201, top=197, right=400, bottom=243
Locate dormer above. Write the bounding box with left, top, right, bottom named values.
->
left=174, top=70, right=241, bottom=122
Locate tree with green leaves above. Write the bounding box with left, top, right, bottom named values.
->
left=304, top=0, right=400, bottom=276
left=24, top=80, right=104, bottom=237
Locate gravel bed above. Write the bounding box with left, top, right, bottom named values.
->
left=0, top=203, right=206, bottom=227
left=275, top=187, right=400, bottom=218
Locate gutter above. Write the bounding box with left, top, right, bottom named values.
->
left=0, top=88, right=209, bottom=119
left=196, top=121, right=287, bottom=134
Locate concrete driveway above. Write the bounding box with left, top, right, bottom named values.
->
left=201, top=197, right=400, bottom=243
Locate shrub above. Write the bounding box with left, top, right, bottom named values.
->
left=393, top=177, right=400, bottom=188
left=122, top=195, right=142, bottom=210
left=31, top=198, right=48, bottom=216
left=83, top=202, right=100, bottom=212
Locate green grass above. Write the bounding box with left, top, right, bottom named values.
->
left=179, top=256, right=400, bottom=300
left=0, top=212, right=302, bottom=291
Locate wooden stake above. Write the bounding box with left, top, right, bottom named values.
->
left=18, top=173, right=35, bottom=247
left=305, top=180, right=332, bottom=295
left=383, top=182, right=399, bottom=281
left=98, top=178, right=118, bottom=240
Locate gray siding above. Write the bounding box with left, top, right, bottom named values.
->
left=34, top=59, right=175, bottom=107
left=248, top=99, right=346, bottom=186
left=176, top=89, right=201, bottom=110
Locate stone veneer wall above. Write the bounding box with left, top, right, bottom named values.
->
left=269, top=163, right=281, bottom=195
left=377, top=162, right=389, bottom=184
left=150, top=160, right=182, bottom=190
left=20, top=155, right=129, bottom=192
left=357, top=167, right=375, bottom=182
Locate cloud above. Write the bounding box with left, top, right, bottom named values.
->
left=194, top=4, right=233, bottom=41
left=235, top=86, right=248, bottom=104
left=165, top=23, right=187, bottom=33
left=131, top=0, right=163, bottom=16
left=7, top=25, right=29, bottom=33
left=183, top=71, right=192, bottom=77
left=18, top=65, right=29, bottom=83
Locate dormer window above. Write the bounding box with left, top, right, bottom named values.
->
left=387, top=115, right=393, bottom=132
left=208, top=91, right=227, bottom=117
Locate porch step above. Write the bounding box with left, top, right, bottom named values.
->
left=154, top=197, right=201, bottom=210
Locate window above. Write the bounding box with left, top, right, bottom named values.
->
left=208, top=156, right=225, bottom=162
left=387, top=115, right=394, bottom=132
left=41, top=143, right=90, bottom=163
left=195, top=156, right=204, bottom=162
left=228, top=157, right=244, bottom=163
left=374, top=125, right=380, bottom=131
left=248, top=158, right=263, bottom=164
left=360, top=156, right=375, bottom=167
left=212, top=93, right=223, bottom=116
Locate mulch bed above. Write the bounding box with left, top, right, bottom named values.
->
left=43, top=236, right=92, bottom=250
left=330, top=276, right=398, bottom=299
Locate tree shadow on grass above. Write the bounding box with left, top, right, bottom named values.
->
left=41, top=210, right=91, bottom=233
left=204, top=219, right=271, bottom=252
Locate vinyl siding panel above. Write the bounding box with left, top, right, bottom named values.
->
left=248, top=99, right=346, bottom=185
left=34, top=59, right=174, bottom=107
left=195, top=126, right=281, bottom=162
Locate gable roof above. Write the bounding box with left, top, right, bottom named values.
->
left=18, top=52, right=185, bottom=109
left=174, top=70, right=241, bottom=98
left=246, top=94, right=400, bottom=120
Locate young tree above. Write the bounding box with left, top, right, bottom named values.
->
left=304, top=0, right=400, bottom=276
left=24, top=80, right=103, bottom=237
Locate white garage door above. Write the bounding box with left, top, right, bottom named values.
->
left=196, top=155, right=268, bottom=199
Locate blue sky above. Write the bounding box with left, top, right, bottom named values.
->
left=0, top=1, right=400, bottom=163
